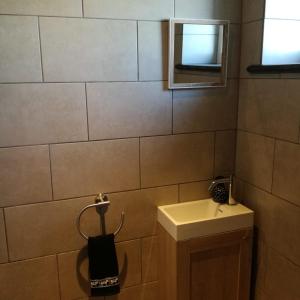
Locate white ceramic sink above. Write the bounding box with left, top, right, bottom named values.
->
left=157, top=199, right=254, bottom=241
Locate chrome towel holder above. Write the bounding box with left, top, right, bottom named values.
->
left=77, top=193, right=125, bottom=240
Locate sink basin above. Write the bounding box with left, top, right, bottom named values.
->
left=157, top=199, right=254, bottom=241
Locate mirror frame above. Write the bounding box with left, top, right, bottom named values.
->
left=168, top=18, right=229, bottom=89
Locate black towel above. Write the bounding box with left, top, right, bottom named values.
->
left=88, top=234, right=120, bottom=297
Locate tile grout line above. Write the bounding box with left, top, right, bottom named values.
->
left=173, top=0, right=176, bottom=17
left=37, top=17, right=44, bottom=82
left=84, top=82, right=90, bottom=140
left=81, top=0, right=84, bottom=17
left=138, top=137, right=142, bottom=188
left=0, top=78, right=244, bottom=84
left=0, top=13, right=240, bottom=25
left=213, top=131, right=216, bottom=178
left=136, top=21, right=140, bottom=81
left=0, top=179, right=213, bottom=210
left=0, top=130, right=236, bottom=149
left=2, top=209, right=11, bottom=263
left=139, top=238, right=143, bottom=284
left=236, top=176, right=300, bottom=209
left=55, top=255, right=62, bottom=300
left=270, top=139, right=277, bottom=193
left=171, top=90, right=174, bottom=134
left=48, top=145, right=55, bottom=200
left=0, top=235, right=159, bottom=266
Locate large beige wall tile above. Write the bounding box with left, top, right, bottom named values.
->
left=235, top=131, right=274, bottom=191
left=0, top=209, right=8, bottom=263
left=0, top=146, right=52, bottom=207
left=264, top=249, right=300, bottom=300
left=0, top=255, right=60, bottom=300
left=83, top=0, right=173, bottom=20
left=173, top=80, right=238, bottom=133
left=273, top=141, right=300, bottom=206
left=142, top=236, right=158, bottom=283
left=4, top=196, right=93, bottom=260
left=179, top=181, right=211, bottom=202
left=0, top=16, right=42, bottom=83
left=228, top=25, right=241, bottom=78
left=106, top=282, right=158, bottom=300
left=0, top=83, right=88, bottom=147
left=87, top=82, right=172, bottom=140
left=243, top=183, right=300, bottom=265
left=175, top=0, right=241, bottom=23
left=215, top=130, right=236, bottom=176
left=140, top=133, right=214, bottom=187
left=138, top=21, right=168, bottom=81
left=240, top=21, right=268, bottom=78
left=242, top=0, right=265, bottom=23
left=82, top=186, right=178, bottom=241
left=58, top=239, right=141, bottom=300
left=238, top=80, right=300, bottom=142
left=50, top=139, right=140, bottom=200
left=40, top=17, right=137, bottom=82
left=5, top=186, right=177, bottom=261
left=0, top=0, right=82, bottom=17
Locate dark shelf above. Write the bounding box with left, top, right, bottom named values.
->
left=247, top=64, right=300, bottom=74
left=175, top=64, right=221, bottom=72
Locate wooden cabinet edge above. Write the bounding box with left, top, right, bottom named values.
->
left=158, top=223, right=253, bottom=300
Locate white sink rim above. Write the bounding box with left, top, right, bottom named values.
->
left=157, top=198, right=254, bottom=241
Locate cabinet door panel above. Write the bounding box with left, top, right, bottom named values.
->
left=190, top=244, right=240, bottom=300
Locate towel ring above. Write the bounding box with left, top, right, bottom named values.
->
left=77, top=193, right=125, bottom=240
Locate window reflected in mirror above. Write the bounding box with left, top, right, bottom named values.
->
left=169, top=19, right=229, bottom=89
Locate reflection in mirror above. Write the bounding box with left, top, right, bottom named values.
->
left=169, top=19, right=229, bottom=89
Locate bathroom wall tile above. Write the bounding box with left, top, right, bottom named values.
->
left=179, top=181, right=211, bottom=202
left=238, top=79, right=300, bottom=142
left=240, top=21, right=276, bottom=79
left=82, top=186, right=178, bottom=241
left=0, top=146, right=52, bottom=207
left=264, top=248, right=300, bottom=300
left=5, top=186, right=177, bottom=261
left=138, top=21, right=168, bottom=81
left=0, top=209, right=8, bottom=263
left=273, top=140, right=300, bottom=207
left=235, top=131, right=274, bottom=191
left=140, top=133, right=214, bottom=188
left=175, top=0, right=241, bottom=23
left=228, top=25, right=241, bottom=78
left=58, top=239, right=141, bottom=300
left=0, top=0, right=82, bottom=17
left=173, top=80, right=238, bottom=133
left=0, top=255, right=60, bottom=300
left=4, top=196, right=93, bottom=261
left=50, top=139, right=140, bottom=200
left=215, top=130, right=236, bottom=176
left=242, top=0, right=265, bottom=23
left=0, top=83, right=88, bottom=147
left=83, top=0, right=173, bottom=20
left=243, top=183, right=300, bottom=266
left=142, top=236, right=158, bottom=283
left=106, top=282, right=158, bottom=300
left=0, top=16, right=42, bottom=83
left=40, top=17, right=137, bottom=82
left=87, top=82, right=172, bottom=140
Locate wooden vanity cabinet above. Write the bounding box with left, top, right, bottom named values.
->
left=158, top=224, right=252, bottom=300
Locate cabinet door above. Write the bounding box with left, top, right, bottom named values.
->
left=190, top=244, right=240, bottom=300
left=178, top=229, right=252, bottom=300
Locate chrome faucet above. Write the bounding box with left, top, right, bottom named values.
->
left=208, top=175, right=237, bottom=205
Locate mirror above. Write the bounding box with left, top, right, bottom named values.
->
left=168, top=19, right=229, bottom=89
